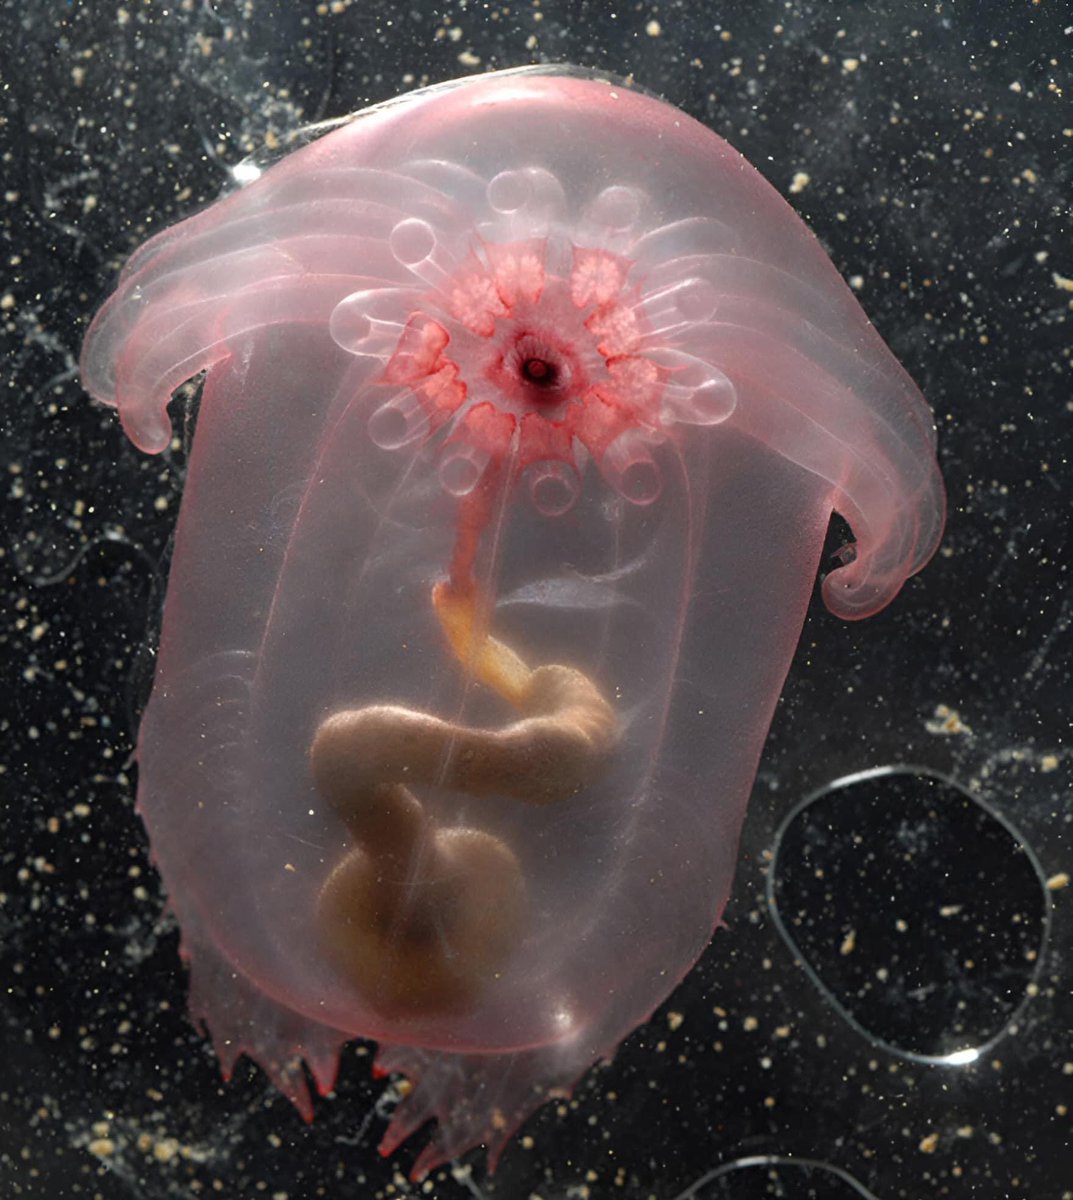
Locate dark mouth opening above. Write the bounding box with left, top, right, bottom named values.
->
left=510, top=332, right=572, bottom=403
left=521, top=355, right=558, bottom=388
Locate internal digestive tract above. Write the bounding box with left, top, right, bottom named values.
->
left=310, top=577, right=618, bottom=1018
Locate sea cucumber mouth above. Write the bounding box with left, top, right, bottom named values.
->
left=368, top=236, right=670, bottom=505
left=328, top=173, right=736, bottom=511
left=488, top=327, right=581, bottom=413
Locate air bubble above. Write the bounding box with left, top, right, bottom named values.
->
left=439, top=442, right=491, bottom=497
left=600, top=429, right=663, bottom=506
left=526, top=460, right=580, bottom=517
left=368, top=392, right=430, bottom=450
left=768, top=769, right=1049, bottom=1063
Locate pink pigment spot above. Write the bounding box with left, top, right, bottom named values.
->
left=382, top=316, right=466, bottom=431
left=382, top=314, right=451, bottom=385
left=486, top=237, right=547, bottom=305
left=415, top=363, right=466, bottom=428
left=451, top=401, right=517, bottom=458
left=574, top=389, right=638, bottom=459
left=585, top=300, right=643, bottom=357
left=570, top=246, right=632, bottom=307
left=449, top=259, right=510, bottom=336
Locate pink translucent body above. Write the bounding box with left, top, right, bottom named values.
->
left=80, top=67, right=944, bottom=1177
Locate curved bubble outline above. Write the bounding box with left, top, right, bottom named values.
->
left=670, top=1154, right=881, bottom=1199
left=765, top=764, right=1054, bottom=1067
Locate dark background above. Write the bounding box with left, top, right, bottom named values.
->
left=1, top=1, right=1070, bottom=1197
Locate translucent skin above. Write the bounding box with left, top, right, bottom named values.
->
left=80, top=66, right=945, bottom=1177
